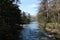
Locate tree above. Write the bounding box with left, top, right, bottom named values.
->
left=38, top=0, right=48, bottom=30
left=0, top=0, right=23, bottom=40
left=27, top=14, right=31, bottom=23
left=22, top=12, right=31, bottom=24
left=22, top=12, right=27, bottom=24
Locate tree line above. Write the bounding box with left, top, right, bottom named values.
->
left=21, top=11, right=31, bottom=24
left=38, top=0, right=60, bottom=28
left=37, top=0, right=60, bottom=39
left=0, top=0, right=31, bottom=40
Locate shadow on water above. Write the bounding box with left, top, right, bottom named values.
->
left=21, top=22, right=53, bottom=40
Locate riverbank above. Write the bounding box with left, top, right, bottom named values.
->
left=39, top=23, right=60, bottom=40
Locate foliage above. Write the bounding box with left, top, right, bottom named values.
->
left=21, top=12, right=31, bottom=24
left=37, top=0, right=60, bottom=31
left=0, top=0, right=23, bottom=40
left=38, top=0, right=60, bottom=23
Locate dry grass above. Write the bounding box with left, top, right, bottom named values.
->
left=40, top=23, right=60, bottom=34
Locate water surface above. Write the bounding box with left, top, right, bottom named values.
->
left=21, top=22, right=51, bottom=40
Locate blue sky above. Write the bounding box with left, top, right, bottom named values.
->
left=19, top=0, right=39, bottom=16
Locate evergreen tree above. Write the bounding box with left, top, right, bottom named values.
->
left=27, top=14, right=31, bottom=23
left=22, top=12, right=27, bottom=24
left=22, top=12, right=31, bottom=24
left=0, top=0, right=23, bottom=40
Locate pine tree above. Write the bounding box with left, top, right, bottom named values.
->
left=27, top=14, right=31, bottom=23
left=0, top=0, right=23, bottom=40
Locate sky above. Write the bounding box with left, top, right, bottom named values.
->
left=19, top=0, right=39, bottom=16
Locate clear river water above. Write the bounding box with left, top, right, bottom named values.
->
left=21, top=22, right=53, bottom=40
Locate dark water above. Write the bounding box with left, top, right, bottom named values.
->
left=21, top=22, right=52, bottom=40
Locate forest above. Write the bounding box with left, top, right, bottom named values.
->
left=37, top=0, right=60, bottom=39
left=0, top=0, right=60, bottom=40
left=0, top=0, right=31, bottom=40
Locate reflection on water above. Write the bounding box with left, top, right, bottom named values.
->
left=21, top=22, right=51, bottom=40
left=27, top=22, right=39, bottom=29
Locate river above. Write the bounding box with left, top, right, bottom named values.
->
left=21, top=22, right=53, bottom=40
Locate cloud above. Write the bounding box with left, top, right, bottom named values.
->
left=19, top=3, right=38, bottom=16
left=20, top=3, right=37, bottom=12
left=27, top=4, right=37, bottom=9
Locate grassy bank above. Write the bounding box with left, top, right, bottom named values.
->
left=39, top=23, right=60, bottom=38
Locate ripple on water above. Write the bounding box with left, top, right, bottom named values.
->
left=21, top=22, right=51, bottom=40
